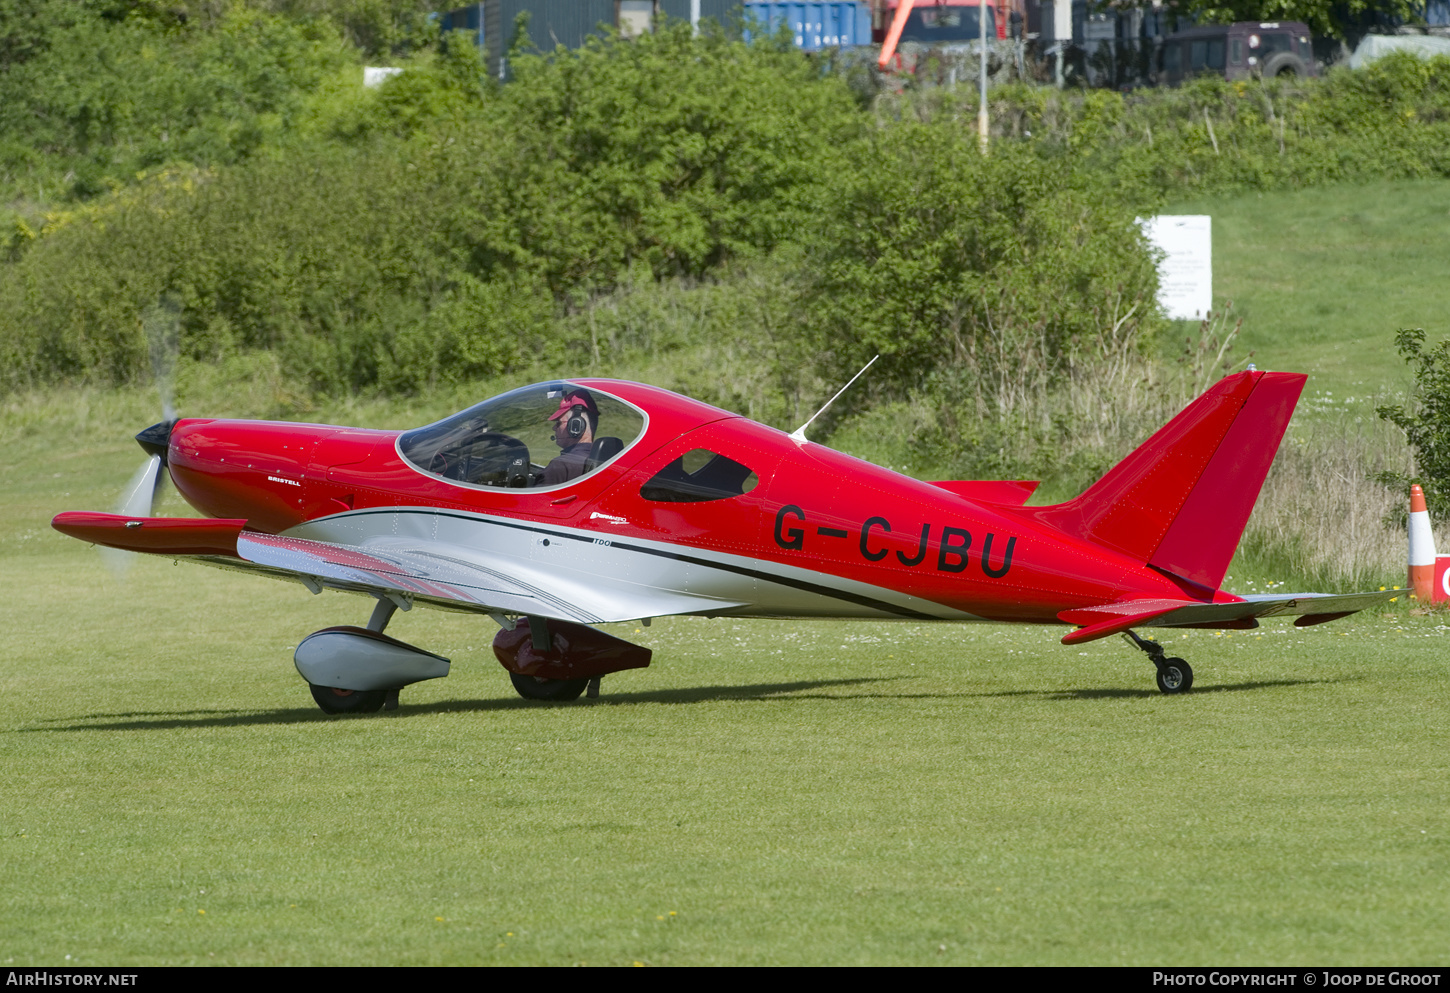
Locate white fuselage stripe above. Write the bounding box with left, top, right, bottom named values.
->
left=286, top=506, right=980, bottom=622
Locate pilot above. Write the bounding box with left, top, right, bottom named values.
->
left=540, top=389, right=598, bottom=486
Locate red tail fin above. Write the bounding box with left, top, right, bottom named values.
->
left=1027, top=370, right=1305, bottom=591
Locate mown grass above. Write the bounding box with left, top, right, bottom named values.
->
left=4, top=540, right=1447, bottom=965
left=1166, top=179, right=1450, bottom=398
left=3, top=377, right=1448, bottom=966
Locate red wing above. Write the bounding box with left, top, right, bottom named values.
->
left=52, top=512, right=246, bottom=557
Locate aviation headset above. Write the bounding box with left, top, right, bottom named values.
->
left=564, top=404, right=589, bottom=440
left=549, top=390, right=598, bottom=442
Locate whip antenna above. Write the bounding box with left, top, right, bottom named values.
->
left=789, top=355, right=879, bottom=444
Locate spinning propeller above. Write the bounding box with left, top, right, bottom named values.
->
left=101, top=296, right=181, bottom=576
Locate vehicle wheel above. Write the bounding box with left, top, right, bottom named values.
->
left=310, top=683, right=387, bottom=714
left=509, top=671, right=588, bottom=702
left=1155, top=658, right=1194, bottom=694
left=1262, top=52, right=1307, bottom=78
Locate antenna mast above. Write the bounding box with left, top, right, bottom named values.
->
left=789, top=355, right=879, bottom=444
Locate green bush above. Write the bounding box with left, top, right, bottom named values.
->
left=0, top=18, right=865, bottom=396
left=4, top=1, right=1450, bottom=499
left=496, top=19, right=864, bottom=287
left=797, top=124, right=1165, bottom=478
left=0, top=3, right=345, bottom=205
left=1378, top=328, right=1450, bottom=519
left=892, top=53, right=1450, bottom=202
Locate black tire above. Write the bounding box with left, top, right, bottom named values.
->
left=1155, top=658, right=1194, bottom=695
left=310, top=683, right=387, bottom=714
left=509, top=671, right=588, bottom=702
left=1261, top=52, right=1307, bottom=78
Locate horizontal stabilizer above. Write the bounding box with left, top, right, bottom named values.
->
left=51, top=512, right=246, bottom=557
left=1060, top=589, right=1400, bottom=644
left=1059, top=599, right=1199, bottom=643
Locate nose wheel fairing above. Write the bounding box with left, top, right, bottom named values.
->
left=293, top=626, right=450, bottom=692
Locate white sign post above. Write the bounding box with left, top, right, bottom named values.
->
left=1141, top=215, right=1213, bottom=320
left=1052, top=0, right=1071, bottom=86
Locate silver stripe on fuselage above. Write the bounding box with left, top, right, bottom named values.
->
left=284, top=507, right=981, bottom=623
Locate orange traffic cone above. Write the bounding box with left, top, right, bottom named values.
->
left=1409, top=484, right=1436, bottom=601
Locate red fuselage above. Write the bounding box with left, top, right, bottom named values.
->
left=165, top=380, right=1199, bottom=625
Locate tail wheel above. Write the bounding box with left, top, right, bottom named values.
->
left=1155, top=658, right=1194, bottom=694
left=310, top=684, right=387, bottom=714
left=509, top=672, right=588, bottom=702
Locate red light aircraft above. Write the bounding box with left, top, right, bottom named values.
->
left=53, top=371, right=1393, bottom=714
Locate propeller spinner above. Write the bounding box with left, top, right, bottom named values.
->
left=135, top=420, right=175, bottom=464
left=121, top=420, right=176, bottom=516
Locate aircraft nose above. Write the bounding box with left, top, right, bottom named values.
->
left=135, top=420, right=176, bottom=462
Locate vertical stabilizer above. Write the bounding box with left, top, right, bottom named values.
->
left=1027, top=371, right=1306, bottom=591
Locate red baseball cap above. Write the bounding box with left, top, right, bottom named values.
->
left=546, top=389, right=597, bottom=422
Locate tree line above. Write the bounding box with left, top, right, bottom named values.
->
left=3, top=1, right=1449, bottom=495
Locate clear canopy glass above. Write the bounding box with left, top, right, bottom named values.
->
left=398, top=381, right=646, bottom=489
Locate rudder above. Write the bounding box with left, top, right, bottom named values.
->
left=1026, top=370, right=1306, bottom=591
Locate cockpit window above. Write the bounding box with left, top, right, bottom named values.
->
left=398, top=381, right=646, bottom=489
left=640, top=449, right=759, bottom=503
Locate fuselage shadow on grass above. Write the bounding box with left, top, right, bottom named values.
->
left=15, top=674, right=1345, bottom=732
left=16, top=676, right=911, bottom=732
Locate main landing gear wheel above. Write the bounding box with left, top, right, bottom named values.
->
left=509, top=672, right=589, bottom=702
left=310, top=683, right=388, bottom=714
left=1154, top=657, right=1194, bottom=695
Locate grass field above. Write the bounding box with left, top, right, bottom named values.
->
left=3, top=393, right=1448, bottom=967
left=3, top=181, right=1449, bottom=966
left=4, top=536, right=1447, bottom=965
left=1167, top=179, right=1450, bottom=399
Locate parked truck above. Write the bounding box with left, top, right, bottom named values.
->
left=1157, top=21, right=1317, bottom=83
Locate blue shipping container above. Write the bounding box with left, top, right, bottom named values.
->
left=743, top=2, right=874, bottom=51
left=441, top=1, right=744, bottom=79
